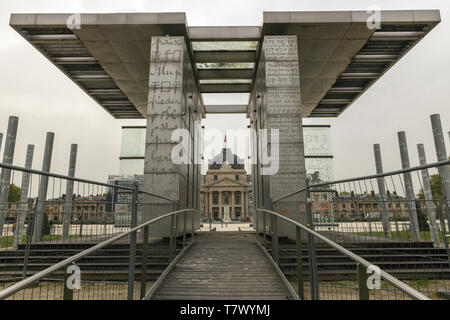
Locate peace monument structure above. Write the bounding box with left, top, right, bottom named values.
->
left=9, top=10, right=440, bottom=238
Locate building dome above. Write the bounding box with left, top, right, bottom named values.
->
left=208, top=148, right=244, bottom=170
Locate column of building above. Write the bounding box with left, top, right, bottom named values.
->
left=251, top=36, right=306, bottom=239
left=145, top=36, right=202, bottom=237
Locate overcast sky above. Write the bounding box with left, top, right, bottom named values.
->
left=0, top=0, right=449, bottom=184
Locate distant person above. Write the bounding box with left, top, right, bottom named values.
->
left=12, top=221, right=17, bottom=234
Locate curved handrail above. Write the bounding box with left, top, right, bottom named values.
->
left=256, top=208, right=430, bottom=300
left=139, top=190, right=178, bottom=205
left=0, top=208, right=195, bottom=300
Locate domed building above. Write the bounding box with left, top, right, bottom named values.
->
left=202, top=148, right=251, bottom=221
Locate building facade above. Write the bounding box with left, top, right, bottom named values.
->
left=202, top=149, right=251, bottom=221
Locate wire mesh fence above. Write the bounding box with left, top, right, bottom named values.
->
left=255, top=159, right=450, bottom=300
left=0, top=207, right=196, bottom=300
left=0, top=161, right=197, bottom=300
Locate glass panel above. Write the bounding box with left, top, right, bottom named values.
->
left=200, top=79, right=252, bottom=84
left=196, top=63, right=255, bottom=69
left=192, top=41, right=258, bottom=51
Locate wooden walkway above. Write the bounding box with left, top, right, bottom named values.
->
left=151, top=232, right=293, bottom=300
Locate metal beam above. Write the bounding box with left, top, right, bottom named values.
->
left=194, top=51, right=257, bottom=63
left=371, top=31, right=423, bottom=40
left=198, top=68, right=254, bottom=80
left=320, top=99, right=352, bottom=104
left=340, top=73, right=378, bottom=79
left=189, top=26, right=261, bottom=41
left=29, top=34, right=78, bottom=41
left=54, top=57, right=97, bottom=63
left=205, top=105, right=247, bottom=113
left=200, top=83, right=251, bottom=93
left=328, top=87, right=364, bottom=93
left=353, top=54, right=397, bottom=62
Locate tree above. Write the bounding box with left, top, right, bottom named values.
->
left=418, top=174, right=443, bottom=200
left=8, top=184, right=21, bottom=203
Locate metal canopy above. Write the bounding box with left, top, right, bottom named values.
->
left=9, top=10, right=440, bottom=117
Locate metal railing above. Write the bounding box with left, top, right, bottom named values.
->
left=0, top=208, right=197, bottom=300
left=256, top=208, right=430, bottom=300
left=0, top=161, right=199, bottom=300
left=257, top=159, right=450, bottom=300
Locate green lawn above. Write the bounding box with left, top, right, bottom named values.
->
left=1, top=234, right=80, bottom=248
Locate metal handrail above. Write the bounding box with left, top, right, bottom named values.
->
left=273, top=159, right=450, bottom=203
left=256, top=208, right=430, bottom=300
left=139, top=190, right=177, bottom=205
left=0, top=208, right=195, bottom=300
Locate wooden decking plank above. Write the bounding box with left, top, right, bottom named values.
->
left=150, top=232, right=292, bottom=300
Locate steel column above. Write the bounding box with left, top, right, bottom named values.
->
left=127, top=182, right=139, bottom=300
left=272, top=215, right=279, bottom=263
left=296, top=226, right=304, bottom=299
left=63, top=264, right=74, bottom=300
left=417, top=144, right=440, bottom=244
left=33, top=132, right=54, bottom=242
left=306, top=181, right=319, bottom=300
left=62, top=144, right=77, bottom=239
left=397, top=132, right=420, bottom=241
left=140, top=224, right=149, bottom=299
left=169, top=214, right=175, bottom=262
left=13, top=145, right=34, bottom=248
left=357, top=264, right=369, bottom=300
left=431, top=115, right=450, bottom=227
left=183, top=211, right=187, bottom=247
left=0, top=116, right=19, bottom=244
left=373, top=144, right=392, bottom=237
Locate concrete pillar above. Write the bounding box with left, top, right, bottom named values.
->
left=33, top=132, right=55, bottom=242
left=62, top=144, right=77, bottom=239
left=417, top=144, right=440, bottom=244
left=430, top=114, right=450, bottom=220
left=253, top=36, right=306, bottom=238
left=13, top=144, right=34, bottom=248
left=397, top=131, right=420, bottom=241
left=144, top=36, right=201, bottom=237
left=0, top=116, right=19, bottom=243
left=373, top=144, right=392, bottom=237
